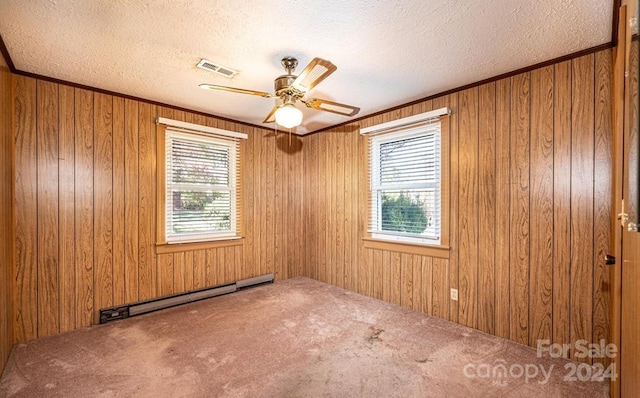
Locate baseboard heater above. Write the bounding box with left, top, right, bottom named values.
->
left=99, top=273, right=274, bottom=324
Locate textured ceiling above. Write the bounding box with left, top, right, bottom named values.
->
left=0, top=0, right=612, bottom=135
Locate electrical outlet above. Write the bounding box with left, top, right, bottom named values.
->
left=450, top=288, right=458, bottom=301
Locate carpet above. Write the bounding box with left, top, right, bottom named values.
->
left=0, top=277, right=608, bottom=397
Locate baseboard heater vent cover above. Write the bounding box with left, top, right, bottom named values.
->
left=99, top=273, right=274, bottom=324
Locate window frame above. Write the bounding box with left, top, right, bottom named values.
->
left=361, top=108, right=450, bottom=255
left=164, top=130, right=237, bottom=243
left=156, top=119, right=245, bottom=251
left=370, top=125, right=442, bottom=244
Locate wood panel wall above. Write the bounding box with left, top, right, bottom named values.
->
left=11, top=76, right=304, bottom=342
left=0, top=54, right=14, bottom=374
left=302, top=49, right=613, bottom=363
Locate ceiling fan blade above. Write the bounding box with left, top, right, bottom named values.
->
left=263, top=106, right=278, bottom=123
left=290, top=58, right=337, bottom=93
left=199, top=84, right=274, bottom=98
left=304, top=98, right=360, bottom=117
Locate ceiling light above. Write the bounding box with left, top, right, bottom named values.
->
left=275, top=104, right=302, bottom=128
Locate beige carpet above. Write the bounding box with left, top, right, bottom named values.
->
left=0, top=277, right=608, bottom=397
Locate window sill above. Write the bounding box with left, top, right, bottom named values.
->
left=362, top=237, right=450, bottom=259
left=156, top=238, right=244, bottom=254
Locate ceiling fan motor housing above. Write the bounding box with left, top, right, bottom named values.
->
left=274, top=75, right=297, bottom=97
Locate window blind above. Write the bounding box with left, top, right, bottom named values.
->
left=368, top=122, right=441, bottom=244
left=165, top=129, right=241, bottom=243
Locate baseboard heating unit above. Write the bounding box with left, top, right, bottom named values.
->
left=99, top=273, right=274, bottom=324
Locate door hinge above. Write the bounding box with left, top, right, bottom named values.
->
left=618, top=199, right=628, bottom=227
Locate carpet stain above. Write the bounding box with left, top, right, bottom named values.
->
left=367, top=326, right=384, bottom=343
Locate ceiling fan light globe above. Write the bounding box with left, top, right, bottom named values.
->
left=275, top=104, right=303, bottom=128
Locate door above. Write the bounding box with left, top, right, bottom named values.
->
left=619, top=1, right=640, bottom=396
left=621, top=33, right=640, bottom=398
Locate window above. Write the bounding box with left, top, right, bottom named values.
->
left=362, top=108, right=449, bottom=246
left=157, top=118, right=246, bottom=244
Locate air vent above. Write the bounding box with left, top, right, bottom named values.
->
left=197, top=59, right=238, bottom=78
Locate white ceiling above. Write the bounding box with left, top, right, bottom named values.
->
left=0, top=0, right=612, bottom=135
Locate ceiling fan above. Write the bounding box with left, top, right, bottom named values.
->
left=199, top=57, right=360, bottom=129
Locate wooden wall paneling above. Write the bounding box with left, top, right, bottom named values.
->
left=284, top=133, right=294, bottom=279
left=36, top=80, right=60, bottom=338
left=137, top=102, right=156, bottom=300
left=570, top=54, right=595, bottom=363
left=93, top=92, right=114, bottom=320
left=335, top=132, right=345, bottom=288
left=478, top=82, right=496, bottom=334
left=58, top=85, right=76, bottom=333
left=432, top=258, right=448, bottom=318
left=324, top=131, right=333, bottom=285
left=157, top=253, right=173, bottom=296
left=216, top=245, right=226, bottom=285
left=241, top=126, right=254, bottom=280
left=390, top=251, right=401, bottom=305
left=327, top=131, right=336, bottom=285
left=264, top=130, right=274, bottom=278
left=12, top=76, right=35, bottom=340
left=592, top=49, right=613, bottom=366
left=400, top=253, right=413, bottom=308
left=1, top=62, right=13, bottom=371
left=382, top=250, right=391, bottom=302
left=319, top=131, right=329, bottom=284
left=552, top=60, right=572, bottom=348
left=304, top=134, right=316, bottom=280
left=457, top=87, right=479, bottom=328
left=422, top=256, right=433, bottom=315
left=343, top=131, right=354, bottom=289
left=373, top=249, right=383, bottom=299
left=255, top=130, right=265, bottom=277
left=274, top=132, right=283, bottom=280
left=350, top=129, right=360, bottom=291
left=74, top=88, right=94, bottom=329
left=249, top=128, right=260, bottom=279
left=192, top=250, right=206, bottom=290
left=366, top=248, right=375, bottom=297
left=293, top=135, right=304, bottom=278
left=284, top=135, right=293, bottom=279
left=494, top=78, right=511, bottom=339
left=296, top=140, right=305, bottom=278
left=172, top=252, right=185, bottom=293
left=172, top=252, right=186, bottom=293
left=411, top=255, right=423, bottom=312
left=205, top=248, right=215, bottom=286
left=112, top=96, right=125, bottom=306
left=509, top=72, right=531, bottom=345
left=447, top=93, right=459, bottom=324
left=234, top=245, right=243, bottom=282
left=124, top=99, right=139, bottom=304
left=225, top=246, right=235, bottom=284
left=313, top=132, right=321, bottom=282
left=529, top=65, right=554, bottom=345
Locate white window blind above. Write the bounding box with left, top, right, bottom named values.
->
left=165, top=129, right=241, bottom=243
left=368, top=121, right=442, bottom=244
